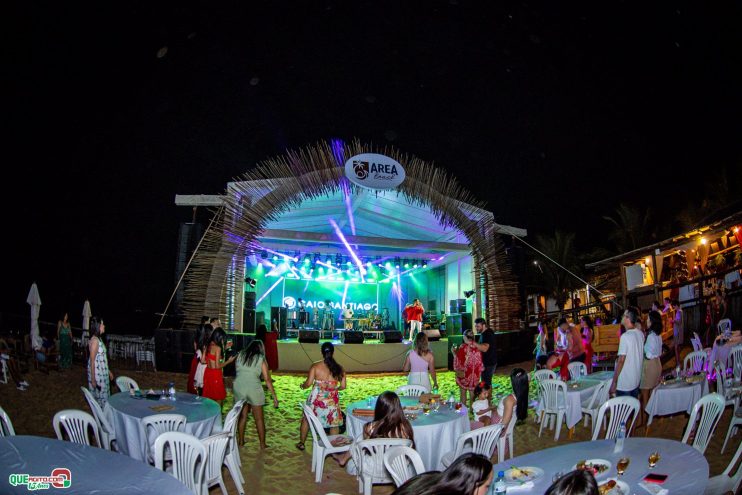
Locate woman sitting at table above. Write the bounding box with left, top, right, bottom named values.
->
left=392, top=453, right=494, bottom=495
left=335, top=390, right=414, bottom=467
left=567, top=323, right=586, bottom=364
left=403, top=332, right=437, bottom=392
left=545, top=469, right=599, bottom=495
left=234, top=339, right=279, bottom=449
left=471, top=368, right=528, bottom=441
left=637, top=310, right=663, bottom=429
left=453, top=329, right=484, bottom=408
left=296, top=341, right=346, bottom=451
left=202, top=327, right=236, bottom=407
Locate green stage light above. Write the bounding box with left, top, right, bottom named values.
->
left=318, top=266, right=325, bottom=272
left=272, top=255, right=279, bottom=261
left=304, top=258, right=310, bottom=264
left=385, top=262, right=392, bottom=268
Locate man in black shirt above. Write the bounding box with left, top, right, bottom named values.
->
left=474, top=317, right=497, bottom=387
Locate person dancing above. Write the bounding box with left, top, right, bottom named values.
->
left=404, top=299, right=425, bottom=341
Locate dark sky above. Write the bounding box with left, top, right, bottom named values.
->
left=5, top=1, right=742, bottom=329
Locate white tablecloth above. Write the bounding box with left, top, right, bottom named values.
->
left=645, top=378, right=709, bottom=425
left=536, top=372, right=614, bottom=429
left=106, top=392, right=222, bottom=461
left=0, top=435, right=191, bottom=494
left=709, top=339, right=741, bottom=369
left=346, top=396, right=470, bottom=470
left=491, top=437, right=708, bottom=495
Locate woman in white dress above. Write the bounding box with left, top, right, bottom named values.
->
left=402, top=332, right=437, bottom=392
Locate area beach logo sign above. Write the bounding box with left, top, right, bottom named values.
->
left=344, top=153, right=405, bottom=190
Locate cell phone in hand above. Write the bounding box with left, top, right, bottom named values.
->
left=643, top=473, right=668, bottom=484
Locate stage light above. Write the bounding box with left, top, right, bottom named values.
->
left=413, top=259, right=419, bottom=268
left=304, top=257, right=311, bottom=264
left=244, top=277, right=257, bottom=288
left=347, top=261, right=352, bottom=266
left=318, top=266, right=325, bottom=272
left=272, top=255, right=279, bottom=261
left=464, top=290, right=475, bottom=298
left=335, top=254, right=342, bottom=266
left=394, top=257, right=401, bottom=269
left=403, top=258, right=410, bottom=268
left=314, top=252, right=321, bottom=263
left=385, top=261, right=392, bottom=269
left=260, top=250, right=268, bottom=259
left=422, top=261, right=428, bottom=268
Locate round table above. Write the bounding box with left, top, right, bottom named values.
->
left=106, top=392, right=222, bottom=461
left=346, top=396, right=470, bottom=470
left=491, top=438, right=708, bottom=494
left=645, top=378, right=709, bottom=425
left=0, top=435, right=191, bottom=494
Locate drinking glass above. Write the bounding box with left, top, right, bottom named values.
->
left=422, top=404, right=430, bottom=415
left=454, top=402, right=463, bottom=413
left=616, top=457, right=630, bottom=476
left=648, top=451, right=660, bottom=468
left=551, top=471, right=564, bottom=483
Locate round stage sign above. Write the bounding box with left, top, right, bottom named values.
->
left=282, top=296, right=297, bottom=309
left=344, top=153, right=405, bottom=190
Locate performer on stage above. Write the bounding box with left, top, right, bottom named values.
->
left=404, top=299, right=425, bottom=341
left=342, top=304, right=355, bottom=330
left=297, top=298, right=307, bottom=330
left=322, top=300, right=335, bottom=331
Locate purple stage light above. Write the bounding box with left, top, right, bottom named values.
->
left=329, top=218, right=366, bottom=281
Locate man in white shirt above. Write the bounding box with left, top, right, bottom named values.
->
left=609, top=306, right=644, bottom=398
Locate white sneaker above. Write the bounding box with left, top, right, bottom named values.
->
left=20, top=380, right=29, bottom=387
left=17, top=385, right=27, bottom=391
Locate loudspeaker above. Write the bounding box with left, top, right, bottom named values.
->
left=342, top=331, right=365, bottom=344
left=243, top=309, right=256, bottom=333
left=381, top=330, right=403, bottom=343
left=446, top=314, right=462, bottom=334
left=449, top=299, right=466, bottom=314
left=461, top=312, right=473, bottom=331
left=256, top=311, right=265, bottom=329
left=244, top=291, right=256, bottom=310
left=298, top=330, right=320, bottom=343
left=271, top=307, right=288, bottom=339
left=428, top=300, right=437, bottom=312
left=423, top=329, right=441, bottom=341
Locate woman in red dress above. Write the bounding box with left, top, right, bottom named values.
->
left=579, top=315, right=595, bottom=373
left=187, top=318, right=210, bottom=394
left=202, top=327, right=236, bottom=407
left=452, top=329, right=484, bottom=408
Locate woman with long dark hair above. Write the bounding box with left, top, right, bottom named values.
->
left=637, top=310, right=663, bottom=429
left=187, top=317, right=209, bottom=394
left=202, top=327, right=236, bottom=407
left=234, top=339, right=278, bottom=448
left=87, top=317, right=113, bottom=408
left=296, top=341, right=346, bottom=451
left=57, top=312, right=72, bottom=370
left=579, top=315, right=595, bottom=373
left=393, top=453, right=493, bottom=495
left=403, top=332, right=437, bottom=392
left=453, top=329, right=484, bottom=407
left=472, top=367, right=528, bottom=434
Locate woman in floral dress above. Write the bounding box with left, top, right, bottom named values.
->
left=296, top=342, right=346, bottom=451
left=87, top=317, right=113, bottom=408
left=453, top=329, right=484, bottom=408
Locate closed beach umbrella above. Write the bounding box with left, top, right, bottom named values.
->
left=26, top=282, right=42, bottom=350
left=82, top=300, right=92, bottom=331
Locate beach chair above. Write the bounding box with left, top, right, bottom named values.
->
left=681, top=393, right=725, bottom=454
left=705, top=437, right=742, bottom=494
left=353, top=438, right=413, bottom=495
left=115, top=375, right=139, bottom=393
left=80, top=387, right=117, bottom=450
left=200, top=432, right=231, bottom=495
left=538, top=379, right=568, bottom=441
left=53, top=409, right=101, bottom=447
left=154, top=431, right=206, bottom=495
left=591, top=397, right=639, bottom=441
left=440, top=423, right=503, bottom=468
left=568, top=362, right=587, bottom=381
left=302, top=404, right=353, bottom=483
left=383, top=446, right=425, bottom=487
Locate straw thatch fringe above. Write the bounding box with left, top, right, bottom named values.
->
left=182, top=140, right=520, bottom=330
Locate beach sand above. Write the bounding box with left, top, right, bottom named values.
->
left=2, top=356, right=739, bottom=494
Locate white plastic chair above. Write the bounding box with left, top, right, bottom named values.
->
left=383, top=446, right=426, bottom=487
left=568, top=362, right=587, bottom=381
left=143, top=413, right=187, bottom=463
left=705, top=440, right=742, bottom=495
left=533, top=369, right=557, bottom=423
left=591, top=396, right=640, bottom=441
left=395, top=384, right=429, bottom=397
left=80, top=387, right=116, bottom=450
left=718, top=318, right=733, bottom=336
left=681, top=393, right=725, bottom=454
left=0, top=357, right=8, bottom=384
left=136, top=350, right=157, bottom=372
left=715, top=362, right=739, bottom=411
left=497, top=406, right=517, bottom=463
left=538, top=379, right=568, bottom=441
left=352, top=437, right=413, bottom=495
left=115, top=375, right=139, bottom=393
left=683, top=350, right=707, bottom=374
left=53, top=409, right=101, bottom=447
left=440, top=423, right=504, bottom=468
left=730, top=345, right=742, bottom=383
left=154, top=431, right=206, bottom=495
left=302, top=404, right=353, bottom=483
left=691, top=333, right=703, bottom=352
left=721, top=407, right=742, bottom=454
left=0, top=405, right=16, bottom=436
left=581, top=381, right=609, bottom=429
left=200, top=431, right=230, bottom=495
left=219, top=400, right=245, bottom=495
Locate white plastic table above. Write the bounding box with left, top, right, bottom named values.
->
left=106, top=391, right=222, bottom=461
left=346, top=396, right=470, bottom=470
left=0, top=435, right=191, bottom=494
left=535, top=371, right=614, bottom=429
left=645, top=378, right=709, bottom=425
left=491, top=437, right=708, bottom=494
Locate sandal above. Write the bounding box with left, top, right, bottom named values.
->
left=295, top=442, right=305, bottom=451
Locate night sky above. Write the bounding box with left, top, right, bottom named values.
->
left=5, top=1, right=742, bottom=330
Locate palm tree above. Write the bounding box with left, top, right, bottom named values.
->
left=534, top=231, right=583, bottom=312
left=602, top=203, right=655, bottom=253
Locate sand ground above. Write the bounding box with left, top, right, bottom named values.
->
left=2, top=352, right=739, bottom=495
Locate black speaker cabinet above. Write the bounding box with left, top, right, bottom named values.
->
left=423, top=329, right=441, bottom=341
left=428, top=300, right=437, bottom=312
left=298, top=330, right=320, bottom=343
left=244, top=291, right=256, bottom=310
left=256, top=311, right=265, bottom=329
left=381, top=330, right=403, bottom=343
left=243, top=309, right=256, bottom=333
left=446, top=314, right=462, bottom=334
left=154, top=328, right=193, bottom=373
left=342, top=331, right=365, bottom=344
left=461, top=312, right=473, bottom=331
left=449, top=299, right=466, bottom=314
left=271, top=307, right=288, bottom=339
